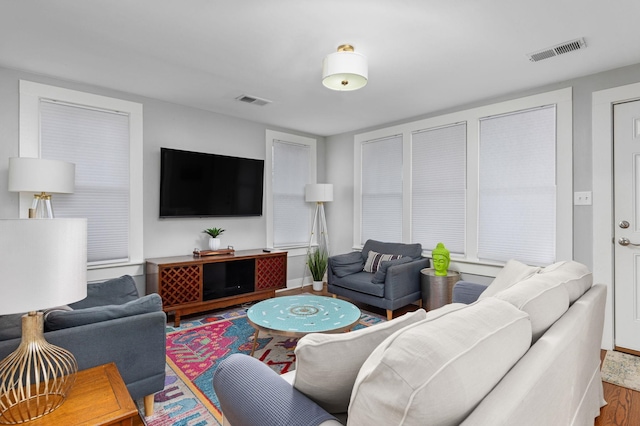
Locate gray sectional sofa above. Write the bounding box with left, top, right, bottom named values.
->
left=213, top=260, right=606, bottom=425
left=0, top=275, right=166, bottom=416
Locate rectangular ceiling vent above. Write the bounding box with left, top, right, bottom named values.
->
left=527, top=37, right=586, bottom=62
left=235, top=94, right=272, bottom=106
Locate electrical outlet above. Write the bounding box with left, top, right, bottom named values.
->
left=574, top=191, right=592, bottom=206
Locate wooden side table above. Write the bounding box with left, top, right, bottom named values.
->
left=421, top=268, right=461, bottom=311
left=28, top=363, right=138, bottom=426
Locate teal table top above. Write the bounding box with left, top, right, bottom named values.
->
left=247, top=295, right=361, bottom=336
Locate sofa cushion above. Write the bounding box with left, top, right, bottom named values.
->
left=0, top=313, right=24, bottom=341
left=330, top=252, right=365, bottom=278
left=363, top=251, right=402, bottom=273
left=348, top=298, right=531, bottom=425
left=361, top=240, right=423, bottom=261
left=333, top=271, right=384, bottom=297
left=492, top=274, right=569, bottom=342
left=371, top=256, right=414, bottom=284
left=69, top=275, right=139, bottom=309
left=479, top=259, right=541, bottom=299
left=45, top=293, right=162, bottom=331
left=294, top=307, right=456, bottom=414
left=539, top=260, right=592, bottom=303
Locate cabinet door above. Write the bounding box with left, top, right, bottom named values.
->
left=159, top=264, right=202, bottom=307
left=255, top=255, right=286, bottom=290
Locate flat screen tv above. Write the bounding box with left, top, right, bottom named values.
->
left=159, top=148, right=264, bottom=217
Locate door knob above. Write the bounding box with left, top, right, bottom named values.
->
left=619, top=220, right=630, bottom=229
left=618, top=237, right=640, bottom=247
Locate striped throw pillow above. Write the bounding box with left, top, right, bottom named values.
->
left=363, top=250, right=403, bottom=273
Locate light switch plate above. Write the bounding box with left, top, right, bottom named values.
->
left=574, top=191, right=592, bottom=206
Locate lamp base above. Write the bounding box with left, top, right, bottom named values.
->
left=0, top=312, right=77, bottom=424
left=30, top=193, right=54, bottom=218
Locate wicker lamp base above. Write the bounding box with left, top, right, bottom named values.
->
left=0, top=312, right=77, bottom=424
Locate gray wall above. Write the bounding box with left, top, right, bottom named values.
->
left=326, top=62, right=640, bottom=275
left=0, top=66, right=325, bottom=287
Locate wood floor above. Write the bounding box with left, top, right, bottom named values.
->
left=132, top=285, right=640, bottom=426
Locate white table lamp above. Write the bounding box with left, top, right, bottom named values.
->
left=8, top=157, right=75, bottom=218
left=0, top=219, right=87, bottom=424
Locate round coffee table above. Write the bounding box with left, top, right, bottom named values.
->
left=246, top=295, right=361, bottom=356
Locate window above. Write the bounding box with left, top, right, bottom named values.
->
left=360, top=135, right=403, bottom=243
left=19, top=80, right=143, bottom=280
left=411, top=123, right=466, bottom=255
left=478, top=106, right=556, bottom=265
left=265, top=130, right=316, bottom=250
left=354, top=88, right=572, bottom=273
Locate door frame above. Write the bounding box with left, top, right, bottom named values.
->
left=593, top=81, right=640, bottom=349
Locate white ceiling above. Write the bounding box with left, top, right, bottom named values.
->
left=1, top=1, right=640, bottom=137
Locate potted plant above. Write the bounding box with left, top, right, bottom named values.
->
left=307, top=248, right=328, bottom=291
left=203, top=227, right=225, bottom=250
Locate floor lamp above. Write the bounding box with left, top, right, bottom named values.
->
left=304, top=184, right=333, bottom=290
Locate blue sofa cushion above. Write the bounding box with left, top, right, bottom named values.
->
left=69, top=275, right=139, bottom=309
left=0, top=314, right=24, bottom=341
left=45, top=293, right=162, bottom=331
left=362, top=240, right=423, bottom=261
left=334, top=271, right=384, bottom=297
left=372, top=256, right=414, bottom=284
left=331, top=252, right=365, bottom=278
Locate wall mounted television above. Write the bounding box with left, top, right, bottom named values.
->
left=159, top=147, right=264, bottom=218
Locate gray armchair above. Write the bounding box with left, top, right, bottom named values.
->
left=0, top=275, right=166, bottom=417
left=327, top=240, right=429, bottom=320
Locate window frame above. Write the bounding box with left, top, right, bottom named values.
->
left=19, top=80, right=144, bottom=281
left=265, top=129, right=317, bottom=256
left=354, top=88, right=572, bottom=276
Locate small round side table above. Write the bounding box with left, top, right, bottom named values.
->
left=420, top=268, right=461, bottom=311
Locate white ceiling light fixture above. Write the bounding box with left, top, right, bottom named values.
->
left=322, top=44, right=368, bottom=91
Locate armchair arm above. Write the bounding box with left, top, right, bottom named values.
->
left=452, top=281, right=489, bottom=304
left=328, top=252, right=364, bottom=279
left=213, top=354, right=341, bottom=426
left=384, top=258, right=429, bottom=300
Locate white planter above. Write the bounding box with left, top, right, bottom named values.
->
left=313, top=280, right=324, bottom=291
left=208, top=237, right=221, bottom=251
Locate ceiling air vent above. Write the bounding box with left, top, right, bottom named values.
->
left=235, top=94, right=272, bottom=106
left=526, top=37, right=586, bottom=62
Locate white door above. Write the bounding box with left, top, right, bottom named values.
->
left=614, top=99, right=640, bottom=352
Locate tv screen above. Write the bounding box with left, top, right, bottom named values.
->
left=159, top=148, right=264, bottom=217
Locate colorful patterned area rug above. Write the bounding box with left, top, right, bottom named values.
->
left=601, top=350, right=640, bottom=392
left=137, top=303, right=385, bottom=426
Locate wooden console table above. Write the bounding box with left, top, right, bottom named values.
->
left=28, top=363, right=138, bottom=426
left=146, top=249, right=287, bottom=326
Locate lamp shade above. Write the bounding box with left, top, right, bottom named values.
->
left=8, top=157, right=75, bottom=193
left=322, top=45, right=368, bottom=91
left=306, top=183, right=334, bottom=203
left=0, top=219, right=87, bottom=314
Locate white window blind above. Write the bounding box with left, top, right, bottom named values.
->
left=411, top=123, right=466, bottom=254
left=361, top=135, right=403, bottom=244
left=40, top=99, right=130, bottom=265
left=478, top=105, right=556, bottom=265
left=272, top=140, right=311, bottom=247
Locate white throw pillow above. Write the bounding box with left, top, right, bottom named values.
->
left=539, top=260, right=592, bottom=303
left=479, top=259, right=541, bottom=299
left=348, top=298, right=531, bottom=425
left=493, top=273, right=569, bottom=342
left=293, top=305, right=465, bottom=414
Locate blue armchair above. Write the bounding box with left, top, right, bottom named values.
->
left=0, top=275, right=166, bottom=417
left=327, top=240, right=429, bottom=320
